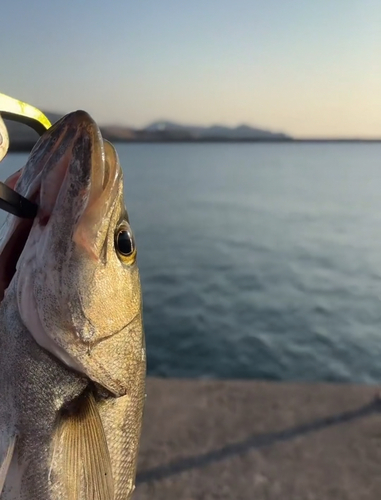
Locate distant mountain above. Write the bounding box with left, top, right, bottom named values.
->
left=144, top=121, right=291, bottom=141
left=5, top=114, right=292, bottom=151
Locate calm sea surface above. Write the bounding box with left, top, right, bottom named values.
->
left=2, top=143, right=381, bottom=383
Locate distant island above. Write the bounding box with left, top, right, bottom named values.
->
left=4, top=115, right=380, bottom=151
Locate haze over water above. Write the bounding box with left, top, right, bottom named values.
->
left=3, top=143, right=381, bottom=383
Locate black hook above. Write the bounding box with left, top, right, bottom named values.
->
left=0, top=182, right=37, bottom=219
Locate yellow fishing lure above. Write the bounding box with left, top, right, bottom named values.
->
left=0, top=92, right=50, bottom=217
left=0, top=92, right=52, bottom=162
left=0, top=92, right=51, bottom=134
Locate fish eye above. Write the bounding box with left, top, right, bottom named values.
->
left=115, top=224, right=136, bottom=264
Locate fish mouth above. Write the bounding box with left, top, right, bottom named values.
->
left=0, top=110, right=117, bottom=302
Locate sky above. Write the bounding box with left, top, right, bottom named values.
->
left=1, top=0, right=380, bottom=138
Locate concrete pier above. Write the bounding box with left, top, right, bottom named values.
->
left=135, top=377, right=381, bottom=499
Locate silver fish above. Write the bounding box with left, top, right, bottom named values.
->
left=0, top=111, right=146, bottom=499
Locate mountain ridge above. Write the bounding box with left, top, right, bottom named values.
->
left=143, top=120, right=290, bottom=140
left=5, top=114, right=379, bottom=149
left=4, top=114, right=292, bottom=151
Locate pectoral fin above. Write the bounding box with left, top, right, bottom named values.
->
left=0, top=435, right=16, bottom=495
left=55, top=392, right=114, bottom=500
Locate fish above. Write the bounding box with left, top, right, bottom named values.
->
left=0, top=110, right=146, bottom=499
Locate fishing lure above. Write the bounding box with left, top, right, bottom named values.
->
left=0, top=93, right=51, bottom=218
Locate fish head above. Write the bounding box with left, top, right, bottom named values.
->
left=0, top=111, right=146, bottom=396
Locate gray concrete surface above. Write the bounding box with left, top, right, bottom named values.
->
left=135, top=378, right=381, bottom=499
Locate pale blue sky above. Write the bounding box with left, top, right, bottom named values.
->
left=1, top=0, right=380, bottom=137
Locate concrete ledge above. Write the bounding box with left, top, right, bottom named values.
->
left=135, top=377, right=381, bottom=499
